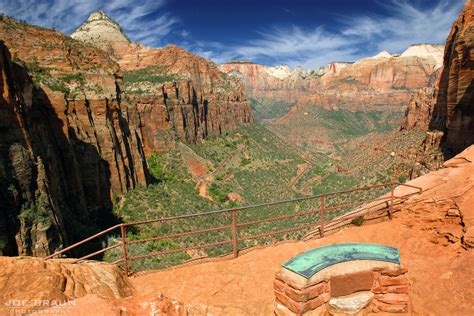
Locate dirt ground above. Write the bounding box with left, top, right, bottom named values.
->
left=130, top=206, right=474, bottom=315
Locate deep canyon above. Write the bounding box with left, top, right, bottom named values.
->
left=0, top=2, right=472, bottom=314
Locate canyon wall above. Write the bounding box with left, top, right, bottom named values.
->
left=72, top=11, right=253, bottom=153
left=430, top=0, right=474, bottom=154
left=220, top=61, right=316, bottom=104
left=221, top=46, right=443, bottom=116
left=0, top=11, right=253, bottom=255
left=120, top=45, right=253, bottom=153
left=0, top=17, right=148, bottom=256
left=402, top=0, right=473, bottom=155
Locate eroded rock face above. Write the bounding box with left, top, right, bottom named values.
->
left=430, top=0, right=474, bottom=154
left=220, top=61, right=315, bottom=104
left=122, top=46, right=253, bottom=153
left=0, top=17, right=148, bottom=256
left=72, top=12, right=253, bottom=153
left=397, top=145, right=474, bottom=249
left=0, top=257, right=133, bottom=303
left=400, top=87, right=437, bottom=131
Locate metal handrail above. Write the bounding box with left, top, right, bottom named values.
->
left=44, top=224, right=122, bottom=260
left=44, top=182, right=422, bottom=275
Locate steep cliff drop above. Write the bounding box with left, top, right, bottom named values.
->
left=0, top=10, right=253, bottom=255
left=72, top=11, right=253, bottom=153
left=430, top=0, right=474, bottom=154
left=0, top=16, right=148, bottom=257
left=401, top=0, right=473, bottom=160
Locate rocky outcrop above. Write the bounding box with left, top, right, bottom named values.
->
left=400, top=0, right=473, bottom=175
left=400, top=44, right=445, bottom=68
left=0, top=257, right=133, bottom=304
left=0, top=256, right=186, bottom=316
left=72, top=12, right=253, bottom=153
left=430, top=0, right=474, bottom=154
left=400, top=87, right=437, bottom=130
left=0, top=17, right=148, bottom=256
left=394, top=145, right=474, bottom=249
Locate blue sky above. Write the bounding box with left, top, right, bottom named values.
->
left=0, top=0, right=465, bottom=68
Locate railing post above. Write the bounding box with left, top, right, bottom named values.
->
left=388, top=182, right=394, bottom=220
left=231, top=209, right=238, bottom=258
left=120, top=224, right=129, bottom=276
left=320, top=195, right=325, bottom=237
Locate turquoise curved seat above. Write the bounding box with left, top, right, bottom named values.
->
left=282, top=243, right=400, bottom=279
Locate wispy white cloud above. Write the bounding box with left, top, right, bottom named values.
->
left=231, top=26, right=360, bottom=68
left=0, top=0, right=178, bottom=46
left=340, top=0, right=464, bottom=53
left=190, top=0, right=464, bottom=68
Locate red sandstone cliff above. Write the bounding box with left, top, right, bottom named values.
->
left=0, top=11, right=253, bottom=255
left=120, top=45, right=253, bottom=153
left=0, top=17, right=148, bottom=256
left=72, top=12, right=253, bottom=153
left=220, top=62, right=314, bottom=104
left=430, top=0, right=474, bottom=153
left=401, top=0, right=473, bottom=155
left=400, top=87, right=438, bottom=130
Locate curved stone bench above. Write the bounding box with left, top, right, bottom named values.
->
left=274, top=243, right=409, bottom=315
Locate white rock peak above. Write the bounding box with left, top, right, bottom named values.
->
left=370, top=51, right=392, bottom=59
left=71, top=10, right=130, bottom=50
left=401, top=44, right=444, bottom=68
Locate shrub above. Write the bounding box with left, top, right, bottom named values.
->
left=18, top=195, right=51, bottom=226
left=147, top=151, right=167, bottom=182
left=240, top=157, right=251, bottom=166
left=398, top=175, right=407, bottom=183
left=351, top=216, right=365, bottom=226
left=47, top=80, right=69, bottom=94
left=208, top=183, right=230, bottom=203
left=123, top=66, right=179, bottom=84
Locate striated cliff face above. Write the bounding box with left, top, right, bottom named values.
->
left=120, top=45, right=253, bottom=153
left=399, top=0, right=473, bottom=179
left=72, top=12, right=253, bottom=153
left=430, top=0, right=474, bottom=154
left=0, top=17, right=148, bottom=256
left=400, top=87, right=438, bottom=131
left=133, top=78, right=251, bottom=153
left=221, top=45, right=444, bottom=116
left=401, top=0, right=473, bottom=155
left=220, top=61, right=316, bottom=104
